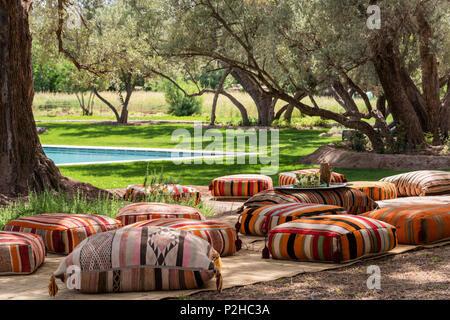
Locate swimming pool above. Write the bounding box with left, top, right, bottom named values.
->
left=43, top=145, right=246, bottom=166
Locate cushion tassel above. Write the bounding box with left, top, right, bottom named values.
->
left=48, top=275, right=59, bottom=297
left=262, top=235, right=270, bottom=259
left=418, top=228, right=426, bottom=243
left=216, top=272, right=223, bottom=293
left=235, top=236, right=242, bottom=252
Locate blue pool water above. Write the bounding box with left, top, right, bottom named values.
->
left=43, top=146, right=212, bottom=165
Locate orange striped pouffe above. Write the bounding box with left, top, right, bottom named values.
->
left=116, top=202, right=205, bottom=225
left=125, top=184, right=200, bottom=204
left=361, top=204, right=450, bottom=244
left=278, top=169, right=347, bottom=186
left=347, top=181, right=397, bottom=201
left=266, top=215, right=397, bottom=263
left=237, top=203, right=347, bottom=236
left=124, top=218, right=238, bottom=256
left=209, top=174, right=273, bottom=199
left=0, top=231, right=46, bottom=275
left=4, top=214, right=121, bottom=254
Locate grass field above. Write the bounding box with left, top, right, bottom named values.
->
left=33, top=90, right=371, bottom=122
left=38, top=122, right=410, bottom=189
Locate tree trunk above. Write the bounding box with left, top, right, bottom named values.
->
left=210, top=68, right=230, bottom=125
left=371, top=40, right=425, bottom=148
left=417, top=7, right=442, bottom=145
left=0, top=0, right=107, bottom=198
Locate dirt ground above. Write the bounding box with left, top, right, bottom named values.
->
left=185, top=244, right=449, bottom=300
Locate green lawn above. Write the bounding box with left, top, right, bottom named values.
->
left=39, top=122, right=411, bottom=189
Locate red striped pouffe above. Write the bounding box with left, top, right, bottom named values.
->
left=116, top=202, right=205, bottom=225
left=0, top=231, right=46, bottom=275
left=209, top=174, right=273, bottom=199
left=124, top=218, right=238, bottom=256
left=278, top=169, right=347, bottom=186
left=4, top=214, right=122, bottom=254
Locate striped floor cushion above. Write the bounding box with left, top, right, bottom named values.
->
left=116, top=202, right=205, bottom=226
left=361, top=204, right=450, bottom=244
left=0, top=231, right=45, bottom=275
left=50, top=226, right=223, bottom=295
left=124, top=218, right=238, bottom=256
left=241, top=188, right=378, bottom=215
left=347, top=181, right=397, bottom=201
left=380, top=170, right=450, bottom=197
left=237, top=203, right=347, bottom=236
left=4, top=214, right=122, bottom=255
left=266, top=215, right=397, bottom=263
left=209, top=174, right=273, bottom=198
left=278, top=169, right=347, bottom=186
left=125, top=184, right=200, bottom=204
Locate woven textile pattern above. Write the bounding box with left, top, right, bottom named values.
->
left=380, top=170, right=450, bottom=197
left=0, top=231, right=46, bottom=275
left=4, top=214, right=121, bottom=254
left=278, top=169, right=347, bottom=186
left=268, top=215, right=397, bottom=263
left=53, top=226, right=221, bottom=293
left=124, top=218, right=237, bottom=256
left=239, top=203, right=347, bottom=236
left=242, top=188, right=378, bottom=215
left=209, top=174, right=273, bottom=197
left=116, top=202, right=205, bottom=225
left=361, top=204, right=450, bottom=244
left=124, top=184, right=200, bottom=204
left=347, top=181, right=398, bottom=201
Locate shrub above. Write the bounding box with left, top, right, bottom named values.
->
left=162, top=80, right=202, bottom=116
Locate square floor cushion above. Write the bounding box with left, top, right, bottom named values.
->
left=125, top=184, right=200, bottom=204
left=209, top=174, right=273, bottom=198
left=49, top=226, right=223, bottom=295
left=116, top=202, right=205, bottom=226
left=278, top=169, right=347, bottom=186
left=4, top=214, right=122, bottom=254
left=240, top=187, right=378, bottom=215
left=237, top=203, right=347, bottom=236
left=380, top=170, right=450, bottom=197
left=347, top=181, right=398, bottom=201
left=0, top=231, right=46, bottom=275
left=124, top=218, right=238, bottom=256
left=266, top=215, right=397, bottom=263
left=361, top=204, right=450, bottom=244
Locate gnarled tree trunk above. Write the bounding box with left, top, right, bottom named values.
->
left=0, top=0, right=106, bottom=199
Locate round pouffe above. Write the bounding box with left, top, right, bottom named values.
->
left=361, top=204, right=450, bottom=245
left=347, top=181, right=397, bottom=201
left=237, top=203, right=347, bottom=236
left=264, top=215, right=397, bottom=263
left=209, top=174, right=273, bottom=199
left=125, top=184, right=200, bottom=204
left=278, top=169, right=347, bottom=186
left=0, top=231, right=46, bottom=275
left=116, top=202, right=205, bottom=225
left=124, top=218, right=239, bottom=256
left=49, top=226, right=223, bottom=295
left=4, top=214, right=122, bottom=255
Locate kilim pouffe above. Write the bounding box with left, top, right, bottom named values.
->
left=125, top=184, right=200, bottom=204
left=380, top=170, right=450, bottom=197
left=124, top=218, right=239, bottom=256
left=116, top=202, right=205, bottom=226
left=240, top=187, right=378, bottom=215
left=278, top=169, right=347, bottom=186
left=4, top=214, right=121, bottom=255
left=347, top=181, right=397, bottom=201
left=265, top=215, right=397, bottom=263
left=237, top=203, right=347, bottom=236
left=49, top=226, right=223, bottom=295
left=361, top=204, right=450, bottom=244
left=209, top=174, right=273, bottom=199
left=0, top=231, right=45, bottom=275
